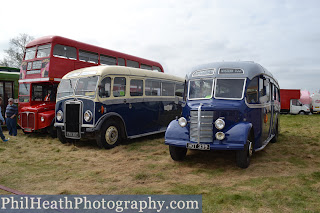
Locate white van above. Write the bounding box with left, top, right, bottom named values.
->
left=311, top=93, right=320, bottom=113
left=290, top=99, right=310, bottom=115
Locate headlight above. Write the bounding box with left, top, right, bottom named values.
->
left=84, top=110, right=93, bottom=122
left=56, top=110, right=63, bottom=121
left=40, top=116, right=45, bottom=122
left=215, top=118, right=225, bottom=130
left=215, top=132, right=225, bottom=140
left=178, top=117, right=187, bottom=127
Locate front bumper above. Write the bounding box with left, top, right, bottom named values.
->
left=165, top=119, right=252, bottom=151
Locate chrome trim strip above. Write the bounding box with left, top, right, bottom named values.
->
left=197, top=103, right=202, bottom=144
left=19, top=78, right=61, bottom=83
left=128, top=130, right=166, bottom=139
left=255, top=134, right=274, bottom=152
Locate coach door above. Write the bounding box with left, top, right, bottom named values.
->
left=260, top=76, right=272, bottom=143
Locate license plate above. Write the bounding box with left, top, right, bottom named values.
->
left=66, top=132, right=79, bottom=138
left=316, top=107, right=319, bottom=108
left=24, top=128, right=31, bottom=132
left=186, top=143, right=210, bottom=150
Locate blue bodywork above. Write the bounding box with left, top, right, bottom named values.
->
left=165, top=98, right=258, bottom=150
left=56, top=97, right=182, bottom=138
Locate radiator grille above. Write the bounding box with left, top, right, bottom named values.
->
left=21, top=112, right=35, bottom=130
left=65, top=102, right=81, bottom=138
left=190, top=110, right=214, bottom=143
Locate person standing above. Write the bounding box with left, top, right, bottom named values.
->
left=0, top=97, right=9, bottom=142
left=5, top=98, right=18, bottom=136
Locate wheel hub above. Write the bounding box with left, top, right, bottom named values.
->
left=105, top=126, right=118, bottom=145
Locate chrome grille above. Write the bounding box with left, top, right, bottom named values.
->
left=190, top=110, right=214, bottom=143
left=21, top=112, right=35, bottom=130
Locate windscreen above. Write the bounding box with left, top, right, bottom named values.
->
left=36, top=44, right=51, bottom=58
left=188, top=79, right=213, bottom=99
left=75, top=76, right=99, bottom=98
left=215, top=79, right=245, bottom=99
left=24, top=47, right=36, bottom=60
left=57, top=79, right=77, bottom=99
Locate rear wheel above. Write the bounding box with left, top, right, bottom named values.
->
left=96, top=120, right=121, bottom=149
left=169, top=145, right=187, bottom=161
left=271, top=121, right=279, bottom=143
left=236, top=134, right=253, bottom=169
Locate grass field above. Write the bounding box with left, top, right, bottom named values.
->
left=0, top=114, right=320, bottom=212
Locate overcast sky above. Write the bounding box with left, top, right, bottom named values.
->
left=0, top=0, right=319, bottom=92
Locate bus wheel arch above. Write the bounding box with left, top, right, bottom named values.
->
left=96, top=116, right=126, bottom=149
left=236, top=128, right=254, bottom=169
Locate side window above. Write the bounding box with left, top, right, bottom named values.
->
left=259, top=76, right=270, bottom=104
left=175, top=83, right=184, bottom=97
left=292, top=99, right=298, bottom=106
left=141, top=64, right=152, bottom=70
left=130, top=79, right=143, bottom=96
left=53, top=44, right=77, bottom=59
left=79, top=50, right=98, bottom=63
left=113, top=77, right=126, bottom=97
left=118, top=58, right=125, bottom=66
left=145, top=80, right=161, bottom=96
left=246, top=77, right=259, bottom=104
left=276, top=87, right=280, bottom=102
left=100, top=55, right=116, bottom=65
left=99, top=77, right=111, bottom=98
left=162, top=82, right=174, bottom=96
left=153, top=66, right=162, bottom=72
left=127, top=60, right=139, bottom=68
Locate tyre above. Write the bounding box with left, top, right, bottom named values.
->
left=236, top=135, right=253, bottom=169
left=49, top=124, right=57, bottom=138
left=299, top=111, right=305, bottom=115
left=57, top=128, right=68, bottom=144
left=96, top=120, right=121, bottom=149
left=169, top=145, right=187, bottom=161
left=271, top=121, right=278, bottom=143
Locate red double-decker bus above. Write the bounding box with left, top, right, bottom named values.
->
left=18, top=35, right=164, bottom=137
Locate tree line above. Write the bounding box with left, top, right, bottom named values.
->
left=0, top=34, right=34, bottom=68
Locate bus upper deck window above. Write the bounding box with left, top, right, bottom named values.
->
left=117, top=58, right=125, bottom=66
left=127, top=60, right=139, bottom=68
left=36, top=44, right=51, bottom=58
left=53, top=44, right=77, bottom=59
left=100, top=55, right=116, bottom=65
left=141, top=64, right=152, bottom=70
left=25, top=47, right=36, bottom=60
left=153, top=66, right=161, bottom=72
left=79, top=50, right=98, bottom=64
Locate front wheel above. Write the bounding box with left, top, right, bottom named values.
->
left=48, top=124, right=57, bottom=138
left=96, top=120, right=121, bottom=149
left=236, top=138, right=253, bottom=169
left=169, top=145, right=187, bottom=161
left=57, top=128, right=68, bottom=144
